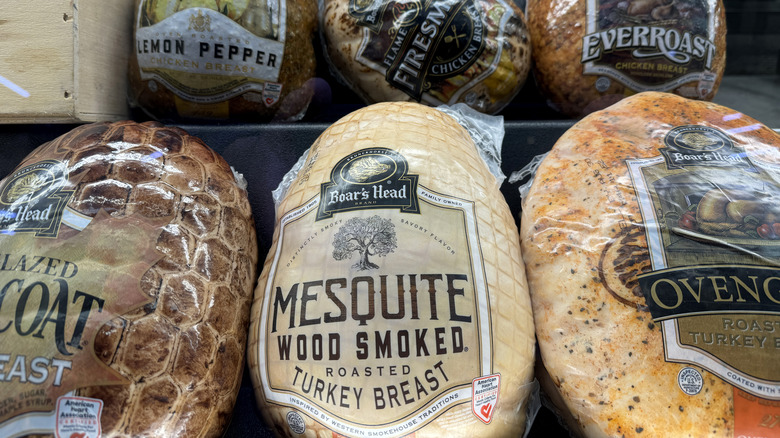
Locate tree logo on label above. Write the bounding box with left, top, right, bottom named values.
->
left=332, top=215, right=397, bottom=270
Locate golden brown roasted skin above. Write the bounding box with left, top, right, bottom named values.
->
left=129, top=0, right=317, bottom=122
left=526, top=0, right=727, bottom=118
left=6, top=121, right=258, bottom=437
left=321, top=0, right=532, bottom=114
left=520, top=92, right=780, bottom=437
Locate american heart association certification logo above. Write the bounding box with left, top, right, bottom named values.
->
left=472, top=374, right=500, bottom=424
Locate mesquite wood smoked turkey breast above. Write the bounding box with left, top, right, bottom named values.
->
left=520, top=92, right=780, bottom=437
left=0, top=121, right=258, bottom=437
left=248, top=102, right=536, bottom=437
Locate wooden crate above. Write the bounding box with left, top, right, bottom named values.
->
left=0, top=0, right=134, bottom=123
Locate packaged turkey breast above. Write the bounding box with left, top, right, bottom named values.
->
left=248, top=102, right=538, bottom=437
left=129, top=0, right=318, bottom=122
left=319, top=0, right=532, bottom=114
left=0, top=121, right=258, bottom=437
left=526, top=0, right=727, bottom=118
left=518, top=92, right=780, bottom=437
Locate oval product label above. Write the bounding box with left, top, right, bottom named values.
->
left=255, top=147, right=496, bottom=436
left=134, top=1, right=287, bottom=103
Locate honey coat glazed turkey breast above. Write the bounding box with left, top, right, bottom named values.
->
left=248, top=102, right=536, bottom=437
left=520, top=92, right=780, bottom=437
left=0, top=121, right=258, bottom=437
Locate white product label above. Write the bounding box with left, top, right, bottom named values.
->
left=135, top=3, right=287, bottom=103
left=256, top=147, right=496, bottom=437
left=472, top=374, right=500, bottom=424
left=55, top=396, right=102, bottom=438
left=262, top=82, right=283, bottom=107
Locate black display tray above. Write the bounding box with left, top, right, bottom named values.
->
left=0, top=120, right=575, bottom=437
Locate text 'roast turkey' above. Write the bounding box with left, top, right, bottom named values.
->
left=520, top=92, right=780, bottom=437
left=248, top=102, right=536, bottom=437
left=0, top=121, right=258, bottom=437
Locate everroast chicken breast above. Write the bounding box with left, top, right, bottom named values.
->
left=0, top=121, right=258, bottom=437
left=520, top=92, right=780, bottom=437
left=526, top=0, right=727, bottom=118
left=248, top=102, right=536, bottom=437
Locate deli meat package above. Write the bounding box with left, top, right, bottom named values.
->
left=519, top=92, right=780, bottom=437
left=248, top=102, right=537, bottom=437
left=0, top=121, right=258, bottom=437
left=319, top=0, right=532, bottom=114
left=526, top=0, right=727, bottom=118
left=130, top=0, right=318, bottom=122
